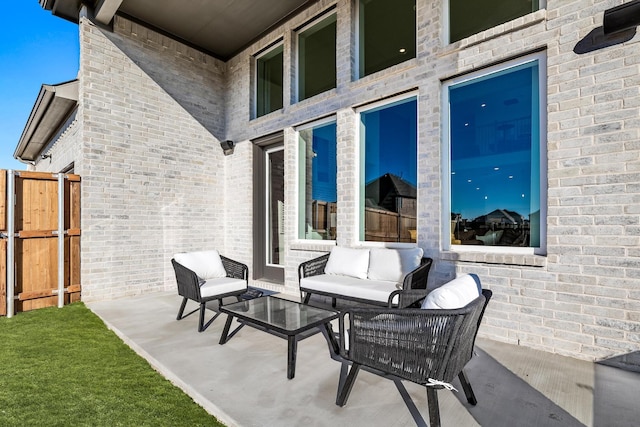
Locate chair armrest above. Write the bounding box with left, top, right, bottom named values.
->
left=298, top=253, right=330, bottom=281
left=220, top=256, right=248, bottom=281
left=171, top=259, right=202, bottom=301
left=387, top=288, right=430, bottom=308
left=401, top=257, right=433, bottom=290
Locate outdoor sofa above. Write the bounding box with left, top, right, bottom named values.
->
left=298, top=247, right=433, bottom=308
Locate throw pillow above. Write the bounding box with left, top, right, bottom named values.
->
left=421, top=274, right=481, bottom=309
left=324, top=247, right=370, bottom=280
left=367, top=248, right=424, bottom=283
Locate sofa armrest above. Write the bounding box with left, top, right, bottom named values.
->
left=220, top=255, right=248, bottom=281
left=298, top=253, right=330, bottom=281
left=401, top=257, right=433, bottom=291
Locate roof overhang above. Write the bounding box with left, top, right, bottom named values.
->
left=39, top=0, right=320, bottom=60
left=14, top=79, right=79, bottom=163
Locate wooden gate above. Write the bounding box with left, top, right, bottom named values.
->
left=0, top=170, right=81, bottom=316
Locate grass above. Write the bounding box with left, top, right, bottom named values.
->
left=0, top=303, right=225, bottom=427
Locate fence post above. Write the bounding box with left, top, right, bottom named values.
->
left=6, top=170, right=14, bottom=318
left=57, top=174, right=65, bottom=308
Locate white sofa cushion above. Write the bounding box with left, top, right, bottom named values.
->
left=174, top=250, right=227, bottom=280
left=300, top=274, right=399, bottom=304
left=421, top=274, right=481, bottom=309
left=367, top=247, right=424, bottom=284
left=324, top=247, right=370, bottom=280
left=200, top=277, right=247, bottom=298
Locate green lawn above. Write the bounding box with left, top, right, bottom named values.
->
left=0, top=303, right=224, bottom=427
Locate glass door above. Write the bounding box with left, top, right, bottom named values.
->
left=252, top=138, right=285, bottom=284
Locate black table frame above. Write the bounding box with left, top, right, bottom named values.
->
left=218, top=296, right=339, bottom=379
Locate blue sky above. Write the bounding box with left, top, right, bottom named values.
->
left=0, top=2, right=79, bottom=170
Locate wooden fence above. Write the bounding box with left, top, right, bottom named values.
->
left=365, top=207, right=416, bottom=243
left=0, top=170, right=81, bottom=316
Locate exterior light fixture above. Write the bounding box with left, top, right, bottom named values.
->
left=220, top=140, right=235, bottom=156
left=603, top=0, right=640, bottom=34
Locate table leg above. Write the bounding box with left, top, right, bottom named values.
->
left=219, top=315, right=234, bottom=345
left=287, top=335, right=297, bottom=379
left=321, top=322, right=339, bottom=356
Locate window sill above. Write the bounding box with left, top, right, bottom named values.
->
left=290, top=240, right=336, bottom=252
left=441, top=249, right=546, bottom=267
left=444, top=9, right=547, bottom=52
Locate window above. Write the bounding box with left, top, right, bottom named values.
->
left=256, top=43, right=284, bottom=118
left=448, top=0, right=541, bottom=43
left=298, top=120, right=337, bottom=240
left=298, top=13, right=337, bottom=101
left=445, top=54, right=545, bottom=250
left=358, top=0, right=416, bottom=78
left=359, top=96, right=417, bottom=243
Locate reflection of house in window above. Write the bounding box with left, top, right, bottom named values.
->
left=364, top=173, right=416, bottom=243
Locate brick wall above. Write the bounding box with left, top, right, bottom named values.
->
left=74, top=10, right=229, bottom=301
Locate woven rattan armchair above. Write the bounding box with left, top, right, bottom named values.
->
left=172, top=252, right=248, bottom=332
left=335, top=289, right=492, bottom=427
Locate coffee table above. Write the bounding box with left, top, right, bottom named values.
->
left=218, top=296, right=339, bottom=379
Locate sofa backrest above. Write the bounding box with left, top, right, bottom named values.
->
left=324, top=246, right=424, bottom=283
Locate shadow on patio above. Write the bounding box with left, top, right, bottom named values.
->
left=88, top=291, right=639, bottom=427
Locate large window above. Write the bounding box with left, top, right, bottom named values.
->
left=298, top=13, right=337, bottom=101
left=358, top=0, right=416, bottom=78
left=298, top=120, right=337, bottom=240
left=360, top=96, right=417, bottom=243
left=256, top=43, right=284, bottom=118
left=448, top=0, right=540, bottom=43
left=445, top=55, right=545, bottom=250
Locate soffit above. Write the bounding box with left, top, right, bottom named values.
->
left=14, top=80, right=79, bottom=163
left=41, top=0, right=319, bottom=60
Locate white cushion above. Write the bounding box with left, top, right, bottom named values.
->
left=324, top=247, right=370, bottom=280
left=174, top=250, right=227, bottom=280
left=367, top=248, right=424, bottom=283
left=200, top=277, right=247, bottom=298
left=300, top=274, right=399, bottom=304
left=421, top=274, right=481, bottom=309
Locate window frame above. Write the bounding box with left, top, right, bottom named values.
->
left=254, top=41, right=284, bottom=118
left=356, top=0, right=417, bottom=79
left=441, top=51, right=547, bottom=255
left=296, top=11, right=337, bottom=102
left=295, top=116, right=338, bottom=243
left=355, top=92, right=419, bottom=246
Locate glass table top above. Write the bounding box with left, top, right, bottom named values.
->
left=220, top=296, right=338, bottom=333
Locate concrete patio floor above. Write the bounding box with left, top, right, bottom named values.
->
left=88, top=291, right=639, bottom=427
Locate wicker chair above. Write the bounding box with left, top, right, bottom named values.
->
left=171, top=253, right=248, bottom=332
left=335, top=289, right=492, bottom=427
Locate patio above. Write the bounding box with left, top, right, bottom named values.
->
left=88, top=291, right=639, bottom=427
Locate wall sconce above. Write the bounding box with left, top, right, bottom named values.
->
left=604, top=0, right=640, bottom=34
left=220, top=140, right=235, bottom=156
left=41, top=154, right=52, bottom=160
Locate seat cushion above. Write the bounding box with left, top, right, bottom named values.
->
left=421, top=274, right=482, bottom=309
left=324, top=247, right=370, bottom=280
left=300, top=274, right=398, bottom=304
left=200, top=277, right=247, bottom=299
left=367, top=248, right=424, bottom=283
left=174, top=250, right=227, bottom=280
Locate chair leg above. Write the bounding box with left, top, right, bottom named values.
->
left=331, top=297, right=337, bottom=308
left=198, top=303, right=207, bottom=332
left=303, top=292, right=311, bottom=304
left=426, top=388, right=441, bottom=427
left=176, top=297, right=188, bottom=320
left=458, top=369, right=477, bottom=405
left=336, top=362, right=361, bottom=406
